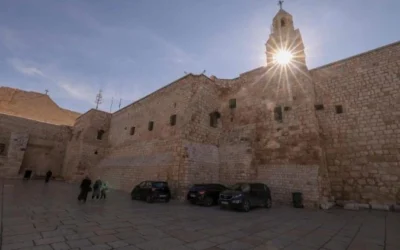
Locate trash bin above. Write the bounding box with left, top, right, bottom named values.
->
left=292, top=192, right=304, bottom=208
left=23, top=170, right=32, bottom=180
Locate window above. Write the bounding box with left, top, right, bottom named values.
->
left=130, top=127, right=135, bottom=135
left=229, top=99, right=236, bottom=109
left=281, top=19, right=286, bottom=27
left=0, top=143, right=5, bottom=154
left=94, top=150, right=98, bottom=155
left=314, top=104, right=324, bottom=111
left=209, top=111, right=221, bottom=128
left=284, top=106, right=291, bottom=111
left=274, top=106, right=283, bottom=122
left=170, top=115, right=177, bottom=126
left=335, top=105, right=343, bottom=114
left=148, top=121, right=154, bottom=131
left=97, top=130, right=105, bottom=140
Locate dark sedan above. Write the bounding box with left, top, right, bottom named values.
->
left=131, top=181, right=171, bottom=203
left=219, top=183, right=272, bottom=212
left=187, top=184, right=227, bottom=206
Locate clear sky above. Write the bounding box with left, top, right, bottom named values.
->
left=0, top=0, right=399, bottom=113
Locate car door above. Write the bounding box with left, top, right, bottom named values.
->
left=139, top=181, right=150, bottom=200
left=133, top=182, right=144, bottom=198
left=249, top=184, right=262, bottom=206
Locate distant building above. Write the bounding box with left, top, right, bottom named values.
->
left=0, top=7, right=399, bottom=207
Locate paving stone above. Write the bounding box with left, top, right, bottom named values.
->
left=65, top=232, right=96, bottom=240
left=19, top=245, right=53, bottom=250
left=3, top=233, right=43, bottom=244
left=34, top=236, right=65, bottom=245
left=107, top=240, right=129, bottom=248
left=136, top=237, right=184, bottom=250
left=67, top=239, right=93, bottom=248
left=94, top=229, right=117, bottom=235
left=2, top=241, right=34, bottom=250
left=80, top=244, right=112, bottom=250
left=51, top=242, right=71, bottom=250
left=208, top=235, right=233, bottom=244
left=89, top=234, right=119, bottom=244
left=115, top=246, right=140, bottom=250
left=217, top=240, right=254, bottom=250
left=186, top=240, right=217, bottom=250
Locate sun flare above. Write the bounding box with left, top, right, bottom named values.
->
left=273, top=50, right=293, bottom=65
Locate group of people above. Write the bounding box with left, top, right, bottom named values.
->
left=78, top=176, right=109, bottom=203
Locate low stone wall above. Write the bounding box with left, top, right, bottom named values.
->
left=257, top=164, right=320, bottom=207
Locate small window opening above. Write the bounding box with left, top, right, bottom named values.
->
left=281, top=19, right=286, bottom=27
left=209, top=111, right=221, bottom=128
left=335, top=105, right=343, bottom=114
left=284, top=106, right=291, bottom=111
left=130, top=127, right=135, bottom=135
left=314, top=104, right=324, bottom=111
left=0, top=143, right=5, bottom=154
left=170, top=115, right=177, bottom=126
left=229, top=99, right=237, bottom=109
left=97, top=130, right=105, bottom=140
left=148, top=121, right=154, bottom=131
left=274, top=106, right=283, bottom=122
left=94, top=150, right=98, bottom=155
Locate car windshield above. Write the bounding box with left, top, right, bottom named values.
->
left=152, top=182, right=167, bottom=188
left=230, top=183, right=246, bottom=191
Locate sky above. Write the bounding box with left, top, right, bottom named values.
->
left=0, top=0, right=399, bottom=113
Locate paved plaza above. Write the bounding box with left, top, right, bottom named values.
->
left=0, top=180, right=399, bottom=250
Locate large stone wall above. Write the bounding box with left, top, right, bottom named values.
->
left=0, top=114, right=71, bottom=177
left=311, top=41, right=400, bottom=204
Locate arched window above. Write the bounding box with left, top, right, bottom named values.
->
left=281, top=19, right=286, bottom=27
left=97, top=130, right=105, bottom=140
left=209, top=111, right=221, bottom=128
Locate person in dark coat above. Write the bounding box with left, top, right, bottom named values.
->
left=92, top=178, right=102, bottom=199
left=45, top=170, right=52, bottom=183
left=78, top=176, right=92, bottom=203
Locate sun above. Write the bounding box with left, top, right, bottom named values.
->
left=273, top=50, right=293, bottom=65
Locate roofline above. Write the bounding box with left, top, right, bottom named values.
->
left=76, top=108, right=110, bottom=121
left=310, top=40, right=400, bottom=72
left=113, top=73, right=206, bottom=116
left=0, top=112, right=72, bottom=127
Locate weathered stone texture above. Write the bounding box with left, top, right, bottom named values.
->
left=0, top=114, right=71, bottom=177
left=311, top=41, right=400, bottom=204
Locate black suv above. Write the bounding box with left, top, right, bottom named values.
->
left=186, top=184, right=227, bottom=206
left=131, top=181, right=171, bottom=203
left=219, top=183, right=272, bottom=212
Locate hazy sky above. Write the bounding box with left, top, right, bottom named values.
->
left=0, top=0, right=399, bottom=113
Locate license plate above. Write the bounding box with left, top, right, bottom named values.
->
left=190, top=194, right=196, bottom=197
left=221, top=201, right=228, bottom=205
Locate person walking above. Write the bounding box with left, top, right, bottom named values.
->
left=78, top=176, right=92, bottom=203
left=92, top=178, right=102, bottom=200
left=45, top=170, right=52, bottom=183
left=100, top=181, right=109, bottom=200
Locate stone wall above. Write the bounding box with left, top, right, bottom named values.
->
left=0, top=114, right=71, bottom=177
left=311, top=41, right=400, bottom=204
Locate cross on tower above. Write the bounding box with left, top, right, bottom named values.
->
left=278, top=0, right=284, bottom=10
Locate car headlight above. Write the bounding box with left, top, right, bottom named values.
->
left=232, top=194, right=243, bottom=199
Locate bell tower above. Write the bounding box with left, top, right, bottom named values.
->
left=265, top=2, right=306, bottom=66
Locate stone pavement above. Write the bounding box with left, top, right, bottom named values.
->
left=0, top=180, right=399, bottom=250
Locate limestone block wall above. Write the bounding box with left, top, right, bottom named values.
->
left=63, top=109, right=111, bottom=181
left=257, top=165, right=320, bottom=207
left=95, top=74, right=209, bottom=196
left=311, top=41, right=400, bottom=204
left=0, top=114, right=71, bottom=177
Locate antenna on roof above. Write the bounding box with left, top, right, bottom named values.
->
left=202, top=70, right=206, bottom=74
left=95, top=89, right=103, bottom=110
left=110, top=97, right=114, bottom=112
left=118, top=98, right=122, bottom=109
left=45, top=89, right=49, bottom=95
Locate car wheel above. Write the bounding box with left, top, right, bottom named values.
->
left=204, top=196, right=213, bottom=207
left=146, top=195, right=153, bottom=203
left=242, top=200, right=251, bottom=212
left=265, top=198, right=272, bottom=209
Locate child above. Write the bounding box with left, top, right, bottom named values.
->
left=100, top=181, right=109, bottom=199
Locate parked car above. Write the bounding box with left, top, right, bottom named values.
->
left=219, top=183, right=272, bottom=212
left=186, top=184, right=227, bottom=206
left=131, top=181, right=171, bottom=203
